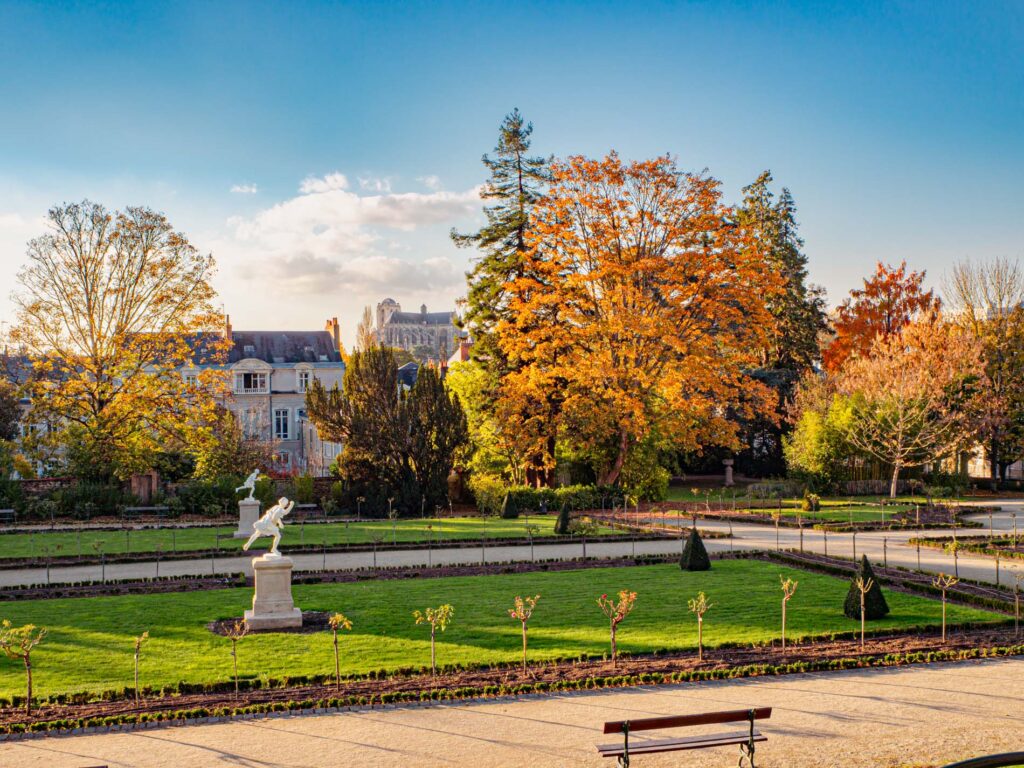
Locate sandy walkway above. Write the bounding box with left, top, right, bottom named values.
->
left=3, top=657, right=1022, bottom=768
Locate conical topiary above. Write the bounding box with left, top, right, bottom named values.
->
left=500, top=493, right=519, bottom=519
left=554, top=502, right=571, bottom=535
left=843, top=555, right=890, bottom=620
left=680, top=527, right=711, bottom=571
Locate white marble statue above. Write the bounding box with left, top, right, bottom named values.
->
left=235, top=469, right=262, bottom=500
left=243, top=497, right=295, bottom=557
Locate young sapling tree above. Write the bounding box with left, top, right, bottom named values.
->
left=854, top=576, right=874, bottom=648
left=779, top=576, right=798, bottom=650
left=413, top=604, right=454, bottom=675
left=687, top=591, right=712, bottom=662
left=328, top=612, right=353, bottom=689
left=597, top=590, right=638, bottom=668
left=0, top=620, right=47, bottom=715
left=507, top=594, right=541, bottom=671
left=133, top=630, right=149, bottom=707
left=932, top=573, right=959, bottom=643
left=225, top=620, right=248, bottom=696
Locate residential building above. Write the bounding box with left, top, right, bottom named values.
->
left=189, top=316, right=346, bottom=475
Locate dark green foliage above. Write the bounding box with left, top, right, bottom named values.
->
left=306, top=348, right=468, bottom=515
left=499, top=493, right=518, bottom=519
left=680, top=527, right=711, bottom=571
left=844, top=555, right=890, bottom=620
left=733, top=172, right=829, bottom=476
left=451, top=109, right=557, bottom=484
left=553, top=503, right=571, bottom=535
left=0, top=379, right=21, bottom=443
left=406, top=365, right=469, bottom=511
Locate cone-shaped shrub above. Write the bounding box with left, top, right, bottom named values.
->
left=843, top=555, right=890, bottom=620
left=553, top=503, right=571, bottom=535
left=500, top=493, right=519, bottom=519
left=680, top=527, right=711, bottom=571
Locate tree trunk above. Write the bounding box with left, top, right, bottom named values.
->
left=781, top=602, right=786, bottom=650
left=334, top=633, right=340, bottom=689
left=990, top=438, right=1000, bottom=492
left=24, top=657, right=32, bottom=716
left=697, top=618, right=703, bottom=661
left=430, top=627, right=436, bottom=675
left=610, top=622, right=617, bottom=667
left=602, top=429, right=630, bottom=487
left=521, top=624, right=528, bottom=670
left=889, top=463, right=901, bottom=499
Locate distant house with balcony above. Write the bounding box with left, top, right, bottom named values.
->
left=188, top=316, right=346, bottom=475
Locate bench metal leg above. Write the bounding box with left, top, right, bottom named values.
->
left=738, top=709, right=756, bottom=768
left=617, top=722, right=630, bottom=768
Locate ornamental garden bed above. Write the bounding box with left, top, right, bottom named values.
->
left=908, top=535, right=1024, bottom=561
left=0, top=557, right=1010, bottom=736
left=2, top=627, right=1021, bottom=738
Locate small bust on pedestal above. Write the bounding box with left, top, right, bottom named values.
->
left=243, top=497, right=303, bottom=630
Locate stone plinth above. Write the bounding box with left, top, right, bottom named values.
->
left=244, top=555, right=302, bottom=630
left=723, top=459, right=735, bottom=487
left=234, top=498, right=261, bottom=538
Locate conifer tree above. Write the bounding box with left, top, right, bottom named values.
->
left=680, top=527, right=712, bottom=571
left=735, top=172, right=828, bottom=475
left=554, top=502, right=571, bottom=535
left=407, top=364, right=469, bottom=510
left=452, top=109, right=555, bottom=484
left=844, top=555, right=890, bottom=620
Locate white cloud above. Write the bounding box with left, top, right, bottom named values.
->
left=230, top=183, right=258, bottom=194
left=299, top=172, right=350, bottom=194
left=417, top=174, right=442, bottom=190
left=358, top=176, right=392, bottom=193
left=219, top=172, right=482, bottom=301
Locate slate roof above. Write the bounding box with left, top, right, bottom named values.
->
left=227, top=331, right=342, bottom=364
left=397, top=361, right=420, bottom=388
left=384, top=311, right=454, bottom=326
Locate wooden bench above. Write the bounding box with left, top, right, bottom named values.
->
left=597, top=707, right=771, bottom=768
left=0, top=509, right=15, bottom=524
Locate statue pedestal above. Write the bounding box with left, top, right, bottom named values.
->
left=234, top=498, right=261, bottom=538
left=244, top=555, right=302, bottom=630
left=723, top=459, right=735, bottom=487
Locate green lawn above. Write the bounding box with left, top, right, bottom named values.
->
left=0, top=516, right=614, bottom=560
left=0, top=559, right=1001, bottom=700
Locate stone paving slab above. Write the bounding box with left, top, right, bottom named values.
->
left=2, top=658, right=1022, bottom=767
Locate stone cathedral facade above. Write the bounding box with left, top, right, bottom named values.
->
left=375, top=298, right=462, bottom=361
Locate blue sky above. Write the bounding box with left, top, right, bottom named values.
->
left=1, top=1, right=1021, bottom=346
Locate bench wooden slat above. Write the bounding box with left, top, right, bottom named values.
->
left=602, top=707, right=772, bottom=734
left=597, top=730, right=766, bottom=757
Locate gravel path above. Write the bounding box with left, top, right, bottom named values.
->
left=3, top=657, right=1022, bottom=767
left=4, top=501, right=1024, bottom=589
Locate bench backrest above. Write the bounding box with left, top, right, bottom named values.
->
left=603, top=707, right=772, bottom=735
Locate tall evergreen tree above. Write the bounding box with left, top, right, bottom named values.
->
left=734, top=172, right=829, bottom=475
left=407, top=365, right=469, bottom=510
left=306, top=346, right=414, bottom=512
left=452, top=109, right=555, bottom=485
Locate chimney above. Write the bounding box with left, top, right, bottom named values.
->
left=325, top=317, right=341, bottom=351
left=224, top=314, right=233, bottom=339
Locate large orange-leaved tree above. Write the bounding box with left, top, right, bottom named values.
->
left=823, top=261, right=940, bottom=373
left=497, top=153, right=782, bottom=486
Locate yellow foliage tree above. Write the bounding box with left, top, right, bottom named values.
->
left=498, top=153, right=782, bottom=485
left=11, top=201, right=227, bottom=480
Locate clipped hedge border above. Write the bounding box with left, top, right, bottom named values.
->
left=3, top=642, right=1023, bottom=741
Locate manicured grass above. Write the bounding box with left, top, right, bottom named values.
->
left=0, top=559, right=1002, bottom=700
left=0, top=516, right=614, bottom=560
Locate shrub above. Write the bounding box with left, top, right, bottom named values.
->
left=843, top=555, right=890, bottom=620
left=468, top=475, right=505, bottom=516
left=800, top=491, right=821, bottom=512
left=499, top=493, right=518, bottom=519
left=290, top=475, right=316, bottom=504
left=554, top=503, right=571, bottom=535
left=51, top=482, right=134, bottom=520
left=680, top=527, right=711, bottom=571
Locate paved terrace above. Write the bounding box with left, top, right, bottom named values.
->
left=2, top=657, right=1021, bottom=767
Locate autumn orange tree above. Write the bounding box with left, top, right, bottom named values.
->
left=497, top=153, right=782, bottom=486
left=838, top=314, right=985, bottom=497
left=11, top=201, right=227, bottom=480
left=823, top=261, right=940, bottom=373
